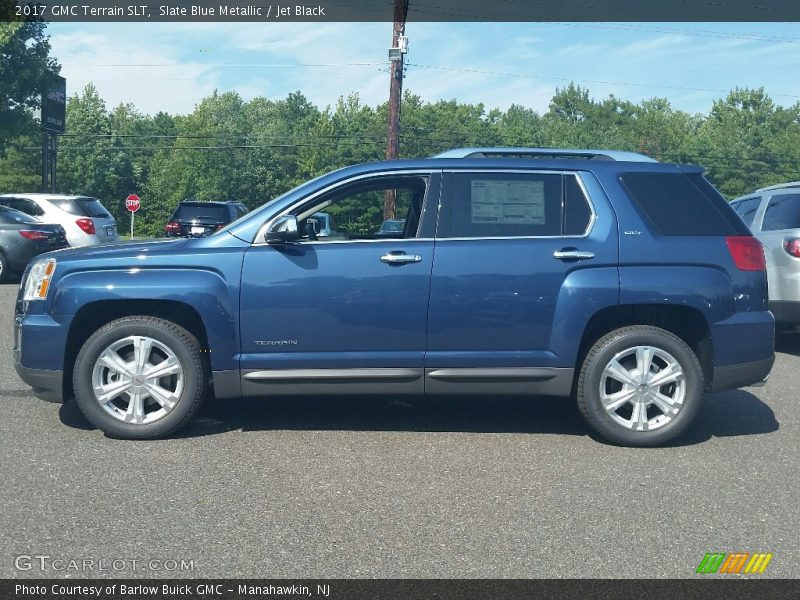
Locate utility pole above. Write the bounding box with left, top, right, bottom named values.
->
left=384, top=0, right=409, bottom=220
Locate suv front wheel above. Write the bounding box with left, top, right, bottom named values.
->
left=577, top=325, right=703, bottom=446
left=73, top=316, right=208, bottom=439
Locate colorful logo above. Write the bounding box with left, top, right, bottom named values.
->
left=696, top=552, right=773, bottom=574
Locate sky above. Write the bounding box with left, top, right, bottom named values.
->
left=45, top=21, right=800, bottom=117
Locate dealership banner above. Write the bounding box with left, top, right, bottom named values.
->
left=4, top=579, right=800, bottom=599
left=5, top=0, right=800, bottom=22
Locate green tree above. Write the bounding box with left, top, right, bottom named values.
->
left=0, top=21, right=60, bottom=154
left=694, top=88, right=787, bottom=197
left=58, top=84, right=135, bottom=222
left=142, top=91, right=253, bottom=233
left=110, top=103, right=175, bottom=193
left=0, top=135, right=40, bottom=190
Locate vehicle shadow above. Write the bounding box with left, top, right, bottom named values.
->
left=58, top=388, right=779, bottom=445
left=664, top=389, right=779, bottom=447
left=775, top=330, right=800, bottom=357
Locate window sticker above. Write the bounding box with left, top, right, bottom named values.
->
left=470, top=180, right=546, bottom=225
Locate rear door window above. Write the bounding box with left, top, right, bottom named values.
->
left=731, top=196, right=762, bottom=228
left=50, top=197, right=112, bottom=218
left=440, top=172, right=593, bottom=238
left=761, top=194, right=800, bottom=231
left=620, top=172, right=747, bottom=236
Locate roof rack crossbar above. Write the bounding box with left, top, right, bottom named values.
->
left=756, top=182, right=800, bottom=193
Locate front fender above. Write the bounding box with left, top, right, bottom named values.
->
left=50, top=268, right=240, bottom=371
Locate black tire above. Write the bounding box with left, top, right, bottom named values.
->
left=0, top=252, right=9, bottom=284
left=73, top=316, right=207, bottom=439
left=576, top=325, right=703, bottom=447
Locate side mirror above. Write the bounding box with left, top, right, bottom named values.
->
left=265, top=215, right=299, bottom=244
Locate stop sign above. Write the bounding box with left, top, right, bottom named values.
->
left=125, top=194, right=141, bottom=213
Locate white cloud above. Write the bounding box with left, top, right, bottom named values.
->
left=49, top=25, right=221, bottom=115
left=614, top=34, right=691, bottom=56
left=45, top=21, right=800, bottom=119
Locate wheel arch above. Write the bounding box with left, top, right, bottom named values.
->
left=576, top=304, right=713, bottom=391
left=64, top=300, right=211, bottom=401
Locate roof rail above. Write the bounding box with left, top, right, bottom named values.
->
left=433, top=147, right=658, bottom=163
left=756, top=181, right=800, bottom=193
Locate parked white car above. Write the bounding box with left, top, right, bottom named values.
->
left=731, top=182, right=800, bottom=325
left=0, top=194, right=119, bottom=247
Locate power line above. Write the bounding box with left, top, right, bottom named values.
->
left=12, top=141, right=388, bottom=151
left=405, top=62, right=800, bottom=100
left=550, top=22, right=800, bottom=46
left=59, top=62, right=384, bottom=68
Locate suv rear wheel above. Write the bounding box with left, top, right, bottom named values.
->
left=73, top=316, right=207, bottom=439
left=577, top=325, right=703, bottom=446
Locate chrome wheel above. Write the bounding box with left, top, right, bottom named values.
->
left=91, top=335, right=184, bottom=425
left=599, top=345, right=686, bottom=432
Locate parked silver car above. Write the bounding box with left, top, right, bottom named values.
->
left=0, top=194, right=119, bottom=247
left=731, top=182, right=800, bottom=325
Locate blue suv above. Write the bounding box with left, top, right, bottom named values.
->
left=14, top=148, right=775, bottom=446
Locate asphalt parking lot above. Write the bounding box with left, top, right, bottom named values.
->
left=1, top=281, right=798, bottom=579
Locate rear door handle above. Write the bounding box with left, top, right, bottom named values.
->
left=380, top=252, right=422, bottom=265
left=553, top=249, right=595, bottom=260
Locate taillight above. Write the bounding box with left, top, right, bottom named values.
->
left=726, top=236, right=765, bottom=271
left=76, top=218, right=95, bottom=235
left=18, top=230, right=50, bottom=241
left=783, top=238, right=800, bottom=258
left=164, top=221, right=181, bottom=234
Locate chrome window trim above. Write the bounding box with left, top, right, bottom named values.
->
left=252, top=168, right=598, bottom=245
left=289, top=237, right=436, bottom=246
left=440, top=168, right=597, bottom=240
left=252, top=169, right=438, bottom=246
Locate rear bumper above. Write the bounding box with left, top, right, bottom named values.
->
left=711, top=356, right=774, bottom=392
left=770, top=301, right=800, bottom=325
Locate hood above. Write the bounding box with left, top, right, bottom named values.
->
left=49, top=238, right=189, bottom=262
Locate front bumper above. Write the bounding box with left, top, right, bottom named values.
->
left=13, top=362, right=64, bottom=402
left=14, top=311, right=69, bottom=402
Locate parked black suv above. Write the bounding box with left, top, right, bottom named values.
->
left=164, top=200, right=248, bottom=237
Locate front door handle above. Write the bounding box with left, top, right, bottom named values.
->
left=380, top=252, right=422, bottom=265
left=553, top=248, right=595, bottom=260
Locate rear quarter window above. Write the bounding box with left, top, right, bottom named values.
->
left=50, top=197, right=112, bottom=218
left=620, top=172, right=747, bottom=236
left=761, top=194, right=800, bottom=231
left=731, top=196, right=762, bottom=228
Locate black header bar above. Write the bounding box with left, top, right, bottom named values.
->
left=4, top=0, right=800, bottom=22
left=4, top=579, right=800, bottom=600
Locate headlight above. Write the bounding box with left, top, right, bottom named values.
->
left=23, top=258, right=57, bottom=301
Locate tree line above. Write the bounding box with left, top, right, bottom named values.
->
left=2, top=23, right=800, bottom=236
